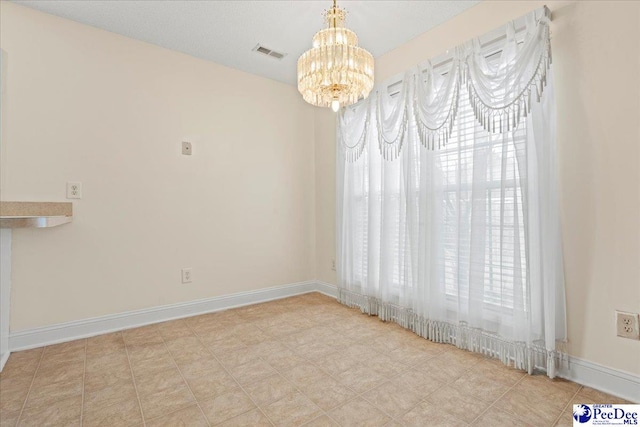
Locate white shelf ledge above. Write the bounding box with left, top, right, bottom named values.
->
left=0, top=215, right=72, bottom=229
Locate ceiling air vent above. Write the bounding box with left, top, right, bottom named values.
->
left=253, top=44, right=287, bottom=60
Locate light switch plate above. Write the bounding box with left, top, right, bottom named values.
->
left=66, top=182, right=82, bottom=199
left=182, top=141, right=192, bottom=156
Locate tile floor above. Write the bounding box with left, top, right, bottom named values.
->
left=0, top=293, right=631, bottom=427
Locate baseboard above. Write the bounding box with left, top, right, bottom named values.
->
left=9, top=280, right=321, bottom=352
left=315, top=280, right=338, bottom=298
left=558, top=356, right=639, bottom=403
left=7, top=280, right=636, bottom=403
left=0, top=351, right=9, bottom=371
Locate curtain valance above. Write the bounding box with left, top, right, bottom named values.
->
left=339, top=7, right=551, bottom=161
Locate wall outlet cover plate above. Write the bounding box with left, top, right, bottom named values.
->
left=616, top=311, right=640, bottom=340
left=66, top=182, right=82, bottom=199
left=181, top=268, right=192, bottom=284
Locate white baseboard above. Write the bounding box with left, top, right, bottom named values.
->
left=315, top=280, right=338, bottom=298
left=7, top=280, right=637, bottom=403
left=558, top=356, right=639, bottom=403
left=0, top=351, right=9, bottom=371
left=9, top=280, right=323, bottom=352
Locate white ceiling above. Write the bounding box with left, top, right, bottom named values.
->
left=13, top=0, right=480, bottom=86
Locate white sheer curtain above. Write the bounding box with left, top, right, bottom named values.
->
left=336, top=7, right=566, bottom=377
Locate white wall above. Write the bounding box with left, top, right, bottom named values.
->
left=0, top=2, right=316, bottom=331
left=316, top=0, right=640, bottom=376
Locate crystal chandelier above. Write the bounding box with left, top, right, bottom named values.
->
left=297, top=0, right=374, bottom=112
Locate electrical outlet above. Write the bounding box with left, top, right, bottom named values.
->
left=66, top=182, right=82, bottom=199
left=182, top=141, right=192, bottom=156
left=181, top=268, right=192, bottom=284
left=331, top=259, right=336, bottom=271
left=616, top=311, right=640, bottom=340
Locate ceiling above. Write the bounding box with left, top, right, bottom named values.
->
left=13, top=0, right=480, bottom=86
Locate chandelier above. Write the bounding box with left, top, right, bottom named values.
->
left=297, top=0, right=374, bottom=112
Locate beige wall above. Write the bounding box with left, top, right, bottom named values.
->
left=315, top=0, right=640, bottom=375
left=0, top=2, right=316, bottom=331
left=314, top=108, right=337, bottom=286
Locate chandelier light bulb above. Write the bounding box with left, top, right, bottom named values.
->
left=297, top=0, right=374, bottom=111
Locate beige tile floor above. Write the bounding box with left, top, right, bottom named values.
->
left=0, top=293, right=631, bottom=427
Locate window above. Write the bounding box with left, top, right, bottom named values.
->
left=437, top=90, right=527, bottom=310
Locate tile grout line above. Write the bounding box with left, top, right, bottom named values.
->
left=164, top=300, right=507, bottom=426
left=467, top=372, right=527, bottom=425
left=325, top=309, right=538, bottom=425
left=254, top=319, right=370, bottom=422
left=79, top=339, right=88, bottom=427
left=262, top=346, right=335, bottom=423
left=299, top=415, right=327, bottom=426
left=359, top=391, right=406, bottom=424
left=325, top=410, right=345, bottom=426
left=384, top=354, right=488, bottom=424
left=306, top=332, right=423, bottom=424
left=260, top=316, right=446, bottom=424
left=258, top=327, right=347, bottom=410
left=123, top=336, right=148, bottom=427
left=273, top=318, right=371, bottom=414
left=140, top=404, right=206, bottom=426
left=330, top=302, right=595, bottom=426
left=285, top=302, right=604, bottom=425
left=14, top=346, right=46, bottom=425
left=342, top=354, right=430, bottom=423
left=346, top=343, right=472, bottom=413
left=186, top=321, right=277, bottom=427
left=262, top=361, right=329, bottom=423
left=156, top=328, right=212, bottom=427
left=240, top=323, right=345, bottom=424
left=339, top=329, right=502, bottom=422
left=552, top=385, right=583, bottom=426
left=255, top=309, right=452, bottom=424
